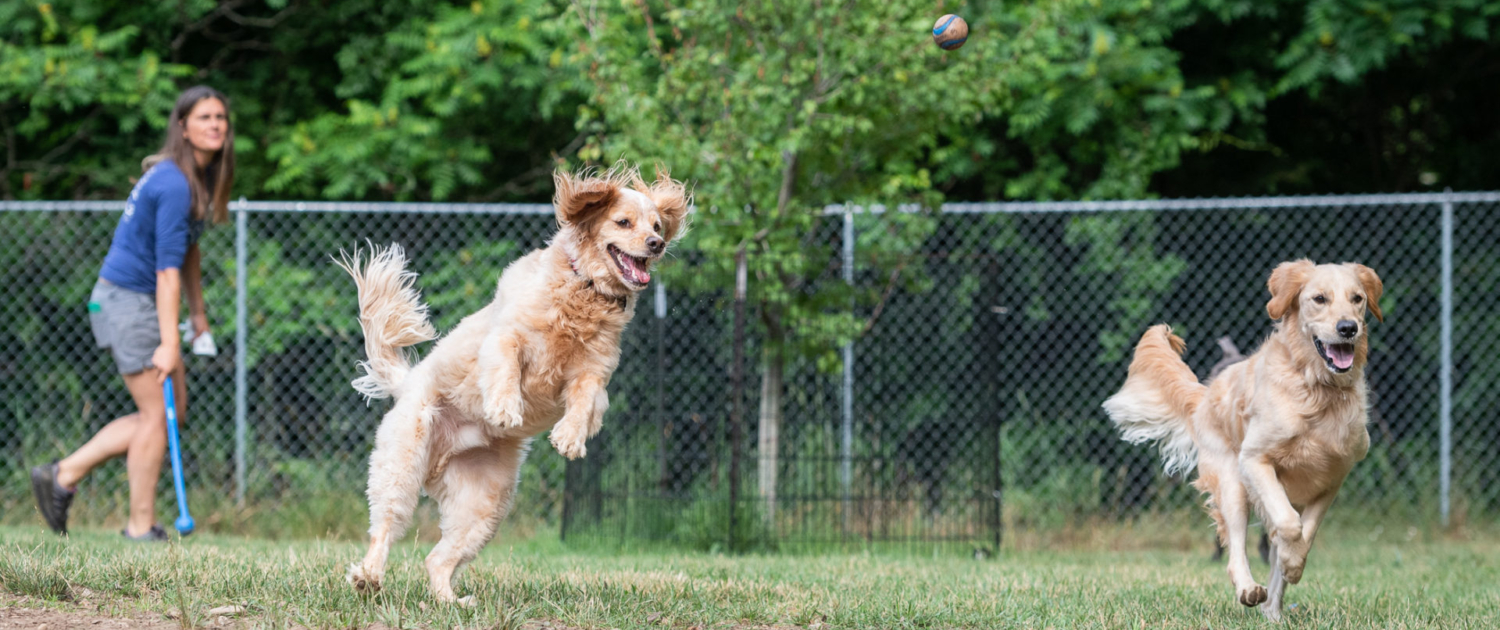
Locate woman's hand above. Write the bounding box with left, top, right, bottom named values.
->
left=190, top=312, right=211, bottom=340
left=153, top=342, right=183, bottom=385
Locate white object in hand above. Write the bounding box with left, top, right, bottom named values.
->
left=192, top=332, right=218, bottom=356
left=181, top=322, right=219, bottom=356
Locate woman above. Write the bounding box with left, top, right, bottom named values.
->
left=31, top=86, right=235, bottom=541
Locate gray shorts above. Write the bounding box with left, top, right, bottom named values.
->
left=88, top=279, right=161, bottom=375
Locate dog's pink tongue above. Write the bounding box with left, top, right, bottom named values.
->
left=621, top=255, right=650, bottom=285
left=1329, top=344, right=1355, bottom=369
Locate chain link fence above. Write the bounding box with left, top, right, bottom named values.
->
left=3, top=193, right=1496, bottom=547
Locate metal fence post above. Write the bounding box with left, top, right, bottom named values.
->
left=728, top=245, right=748, bottom=551
left=1440, top=189, right=1454, bottom=527
left=841, top=209, right=854, bottom=534
left=234, top=197, right=249, bottom=505
left=655, top=279, right=668, bottom=494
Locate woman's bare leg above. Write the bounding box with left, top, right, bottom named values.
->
left=55, top=364, right=187, bottom=535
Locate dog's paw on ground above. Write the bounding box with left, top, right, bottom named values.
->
left=346, top=563, right=382, bottom=595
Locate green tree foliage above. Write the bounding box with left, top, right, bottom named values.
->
left=264, top=0, right=587, bottom=201
left=0, top=2, right=189, bottom=198
left=4, top=0, right=1496, bottom=202
left=1, top=0, right=584, bottom=202
left=579, top=0, right=976, bottom=363
left=571, top=0, right=1242, bottom=406
left=575, top=0, right=1500, bottom=369
left=1159, top=0, right=1500, bottom=194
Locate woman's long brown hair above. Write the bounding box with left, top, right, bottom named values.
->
left=142, top=86, right=236, bottom=224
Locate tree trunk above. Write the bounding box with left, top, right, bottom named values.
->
left=758, top=150, right=797, bottom=530
left=757, top=341, right=784, bottom=527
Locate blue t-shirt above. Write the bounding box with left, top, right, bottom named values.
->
left=99, top=161, right=207, bottom=294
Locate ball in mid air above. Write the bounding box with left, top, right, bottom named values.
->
left=932, top=14, right=969, bottom=51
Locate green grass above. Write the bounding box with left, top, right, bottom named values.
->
left=1, top=523, right=1497, bottom=629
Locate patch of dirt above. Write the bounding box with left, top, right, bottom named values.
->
left=2, top=593, right=798, bottom=630
left=0, top=593, right=178, bottom=630
left=1, top=593, right=593, bottom=630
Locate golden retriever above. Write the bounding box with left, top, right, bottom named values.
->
left=336, top=165, right=690, bottom=604
left=1103, top=260, right=1383, bottom=621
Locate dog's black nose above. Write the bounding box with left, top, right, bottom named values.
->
left=646, top=236, right=665, bottom=255
left=1337, top=319, right=1358, bottom=338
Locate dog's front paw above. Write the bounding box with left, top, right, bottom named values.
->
left=346, top=563, right=382, bottom=595
left=550, top=421, right=588, bottom=460
left=484, top=393, right=526, bottom=429
left=1237, top=583, right=1267, bottom=607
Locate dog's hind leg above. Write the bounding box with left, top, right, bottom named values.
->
left=1260, top=540, right=1286, bottom=622
left=348, top=393, right=437, bottom=594
left=423, top=437, right=526, bottom=605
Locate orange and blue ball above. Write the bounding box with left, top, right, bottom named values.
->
left=933, top=14, right=969, bottom=51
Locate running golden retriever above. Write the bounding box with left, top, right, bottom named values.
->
left=337, top=165, right=690, bottom=604
left=1103, top=260, right=1383, bottom=621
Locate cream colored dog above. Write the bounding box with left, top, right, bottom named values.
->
left=337, top=166, right=690, bottom=604
left=1103, top=260, right=1383, bottom=621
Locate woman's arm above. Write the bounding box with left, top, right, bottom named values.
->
left=153, top=268, right=183, bottom=384
left=183, top=243, right=209, bottom=336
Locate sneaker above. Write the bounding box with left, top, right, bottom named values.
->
left=30, top=460, right=74, bottom=536
left=121, top=524, right=170, bottom=542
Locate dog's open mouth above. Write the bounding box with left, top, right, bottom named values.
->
left=1314, top=339, right=1356, bottom=373
left=607, top=244, right=651, bottom=286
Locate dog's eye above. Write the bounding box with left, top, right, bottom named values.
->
left=1352, top=294, right=1363, bottom=304
left=616, top=219, right=631, bottom=228
left=654, top=222, right=662, bottom=233
left=1312, top=295, right=1327, bottom=305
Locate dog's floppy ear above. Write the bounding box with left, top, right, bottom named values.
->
left=553, top=170, right=620, bottom=227
left=1266, top=259, right=1315, bottom=321
left=1348, top=262, right=1384, bottom=322
left=647, top=164, right=692, bottom=242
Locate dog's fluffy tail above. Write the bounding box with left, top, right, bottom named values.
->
left=1102, top=325, right=1206, bottom=477
left=335, top=244, right=437, bottom=400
